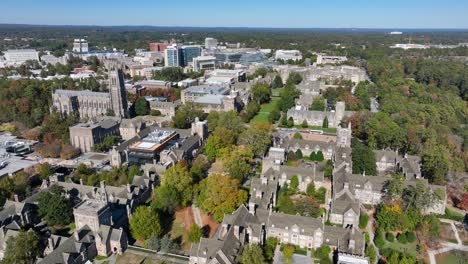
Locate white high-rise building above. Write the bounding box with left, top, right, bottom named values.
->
left=205, top=37, right=218, bottom=50
left=73, top=39, right=89, bottom=53
left=3, top=49, right=39, bottom=65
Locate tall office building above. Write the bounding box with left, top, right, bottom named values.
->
left=73, top=39, right=89, bottom=53
left=181, top=45, right=202, bottom=67
left=205, top=37, right=218, bottom=49
left=164, top=45, right=201, bottom=67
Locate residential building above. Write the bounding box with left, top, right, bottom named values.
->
left=287, top=101, right=354, bottom=128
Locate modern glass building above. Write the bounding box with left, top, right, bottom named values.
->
left=181, top=46, right=202, bottom=67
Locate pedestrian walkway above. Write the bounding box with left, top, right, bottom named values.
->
left=192, top=205, right=203, bottom=227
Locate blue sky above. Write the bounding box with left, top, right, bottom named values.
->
left=1, top=0, right=467, bottom=28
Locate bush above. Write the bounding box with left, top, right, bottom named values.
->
left=295, top=149, right=303, bottom=159
left=406, top=231, right=416, bottom=243
left=386, top=232, right=395, bottom=242
left=364, top=232, right=370, bottom=243
left=315, top=245, right=331, bottom=259
left=359, top=214, right=369, bottom=229
left=264, top=238, right=277, bottom=261
left=397, top=233, right=407, bottom=243
left=374, top=229, right=385, bottom=248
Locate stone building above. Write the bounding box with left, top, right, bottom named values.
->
left=119, top=118, right=146, bottom=141
left=69, top=119, right=120, bottom=152
left=52, top=64, right=128, bottom=119
left=287, top=101, right=354, bottom=128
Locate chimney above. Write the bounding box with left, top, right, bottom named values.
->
left=48, top=237, right=54, bottom=250
left=74, top=230, right=80, bottom=241
left=79, top=178, right=84, bottom=185
left=234, top=225, right=240, bottom=240
left=126, top=183, right=132, bottom=193
left=249, top=202, right=256, bottom=215
left=13, top=194, right=19, bottom=202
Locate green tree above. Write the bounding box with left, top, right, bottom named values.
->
left=130, top=206, right=162, bottom=241
left=301, top=120, right=308, bottom=128
left=152, top=67, right=184, bottom=82
left=172, top=104, right=204, bottom=129
left=386, top=174, right=405, bottom=199
left=188, top=224, right=202, bottom=243
left=37, top=185, right=73, bottom=226
left=282, top=244, right=295, bottom=263
left=222, top=146, right=254, bottom=183
left=365, top=245, right=377, bottom=264
left=264, top=238, right=277, bottom=261
left=238, top=123, right=271, bottom=157
left=251, top=82, right=271, bottom=104
left=2, top=230, right=41, bottom=264
left=310, top=97, right=326, bottom=111
left=38, top=162, right=53, bottom=180
left=289, top=175, right=299, bottom=194
left=295, top=149, right=303, bottom=159
left=239, top=244, right=266, bottom=264
left=134, top=96, right=150, bottom=116
left=159, top=163, right=193, bottom=207
left=386, top=232, right=395, bottom=242
left=421, top=145, right=449, bottom=184
left=195, top=174, right=248, bottom=222
left=322, top=116, right=329, bottom=128
left=272, top=75, right=283, bottom=89
left=351, top=139, right=376, bottom=175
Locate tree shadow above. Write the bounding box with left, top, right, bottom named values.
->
left=201, top=225, right=211, bottom=238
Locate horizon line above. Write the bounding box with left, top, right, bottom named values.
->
left=1, top=23, right=468, bottom=31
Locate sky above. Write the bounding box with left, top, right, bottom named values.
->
left=1, top=0, right=468, bottom=29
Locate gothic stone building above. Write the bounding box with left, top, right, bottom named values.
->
left=52, top=66, right=128, bottom=119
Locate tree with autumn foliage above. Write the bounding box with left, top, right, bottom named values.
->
left=195, top=174, right=248, bottom=222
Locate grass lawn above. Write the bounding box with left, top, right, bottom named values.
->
left=292, top=125, right=337, bottom=133
left=250, top=98, right=280, bottom=124
left=435, top=250, right=468, bottom=264
left=272, top=88, right=284, bottom=97
left=383, top=241, right=418, bottom=257
left=170, top=207, right=195, bottom=252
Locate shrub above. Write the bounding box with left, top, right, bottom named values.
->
left=406, top=231, right=416, bottom=243
left=359, top=214, right=369, bottom=229
left=397, top=233, right=407, bottom=244
left=386, top=232, right=395, bottom=242
left=374, top=229, right=385, bottom=248
left=315, top=245, right=331, bottom=259
left=295, top=149, right=303, bottom=159
left=364, top=232, right=370, bottom=243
